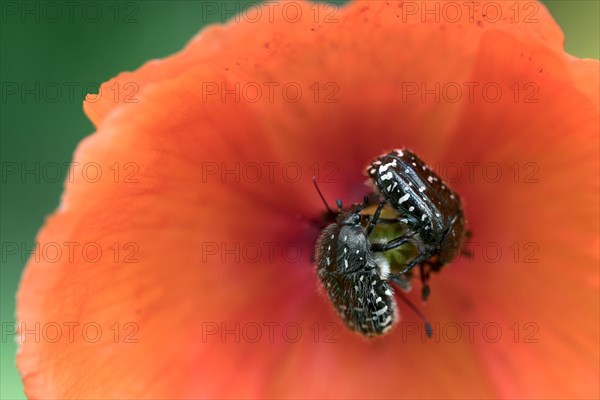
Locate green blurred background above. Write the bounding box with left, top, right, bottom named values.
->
left=1, top=1, right=598, bottom=398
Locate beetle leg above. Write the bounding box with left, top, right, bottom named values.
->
left=371, top=231, right=416, bottom=252
left=390, top=274, right=412, bottom=292
left=389, top=252, right=429, bottom=277
left=362, top=215, right=408, bottom=224
left=365, top=201, right=386, bottom=236
left=418, top=263, right=430, bottom=301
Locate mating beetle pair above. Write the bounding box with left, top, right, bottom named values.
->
left=314, top=149, right=467, bottom=337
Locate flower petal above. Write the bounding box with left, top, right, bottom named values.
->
left=440, top=26, right=600, bottom=399
left=18, top=1, right=599, bottom=399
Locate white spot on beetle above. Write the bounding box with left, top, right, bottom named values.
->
left=376, top=306, right=389, bottom=316
left=381, top=172, right=393, bottom=181
left=398, top=193, right=410, bottom=204
left=378, top=160, right=398, bottom=173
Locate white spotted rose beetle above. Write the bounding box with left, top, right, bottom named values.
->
left=366, top=149, right=468, bottom=299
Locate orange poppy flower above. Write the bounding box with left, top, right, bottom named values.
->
left=16, top=1, right=599, bottom=398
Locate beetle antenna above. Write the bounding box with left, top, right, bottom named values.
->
left=312, top=176, right=334, bottom=214
left=395, top=290, right=433, bottom=338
